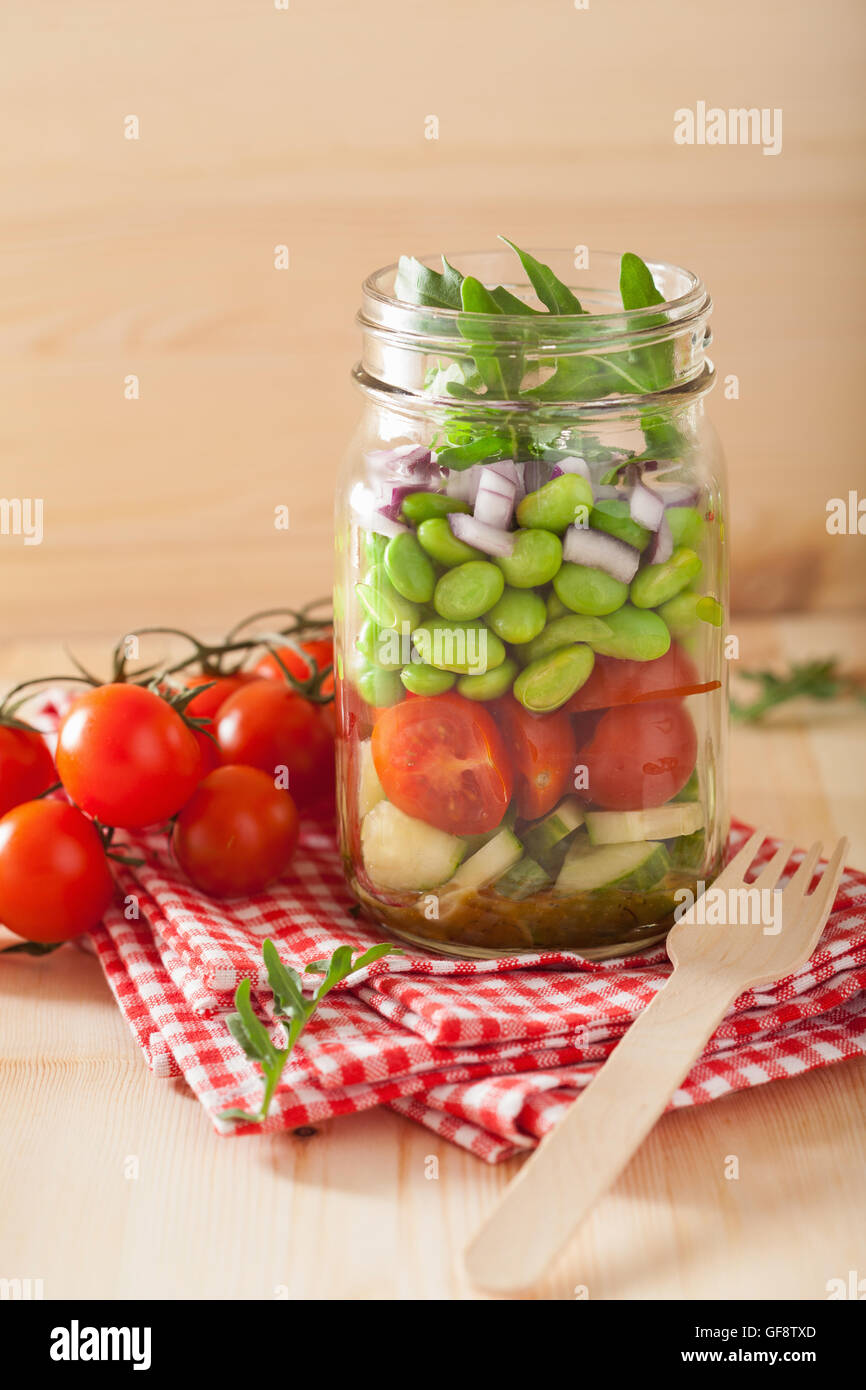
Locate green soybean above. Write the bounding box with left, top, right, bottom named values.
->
left=590, top=499, right=651, bottom=553
left=362, top=531, right=388, bottom=565
left=356, top=618, right=404, bottom=671
left=515, top=613, right=614, bottom=665
left=495, top=528, right=562, bottom=588
left=434, top=561, right=505, bottom=621
left=416, top=517, right=484, bottom=568
left=666, top=505, right=705, bottom=550
left=485, top=587, right=547, bottom=645
left=400, top=662, right=455, bottom=695
left=384, top=532, right=436, bottom=604
left=553, top=562, right=629, bottom=617
left=589, top=604, right=671, bottom=661
left=400, top=492, right=471, bottom=524
left=412, top=618, right=506, bottom=675
left=546, top=589, right=570, bottom=620
left=516, top=473, right=593, bottom=534
left=356, top=564, right=422, bottom=630
left=457, top=658, right=519, bottom=702
left=356, top=664, right=404, bottom=707
left=513, top=644, right=595, bottom=714
left=658, top=591, right=723, bottom=637
left=630, top=546, right=702, bottom=609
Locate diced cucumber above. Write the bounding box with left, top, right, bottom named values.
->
left=460, top=803, right=517, bottom=859
left=585, top=803, right=704, bottom=846
left=667, top=827, right=706, bottom=871
left=448, top=828, right=523, bottom=892
left=523, top=797, right=585, bottom=862
left=673, top=769, right=700, bottom=804
left=357, top=740, right=386, bottom=819
left=494, top=856, right=553, bottom=900
left=554, top=839, right=670, bottom=895
left=361, top=801, right=465, bottom=892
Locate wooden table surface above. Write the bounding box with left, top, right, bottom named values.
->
left=1, top=614, right=864, bottom=1301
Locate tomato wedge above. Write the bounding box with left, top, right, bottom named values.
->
left=494, top=696, right=577, bottom=821
left=567, top=644, right=719, bottom=714
left=371, top=694, right=512, bottom=836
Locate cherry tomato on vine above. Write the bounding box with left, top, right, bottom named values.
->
left=56, top=684, right=203, bottom=829
left=0, top=800, right=114, bottom=941
left=254, top=637, right=335, bottom=695
left=215, top=679, right=334, bottom=809
left=183, top=673, right=256, bottom=775
left=0, top=726, right=57, bottom=818
left=371, top=694, right=512, bottom=836
left=576, top=699, right=697, bottom=810
left=494, top=697, right=577, bottom=821
left=172, top=765, right=300, bottom=898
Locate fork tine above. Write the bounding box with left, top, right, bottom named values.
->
left=754, top=840, right=795, bottom=891
left=795, top=837, right=849, bottom=958
left=782, top=841, right=823, bottom=899
left=713, top=827, right=768, bottom=888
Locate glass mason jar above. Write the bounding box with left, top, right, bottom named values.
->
left=334, top=249, right=728, bottom=959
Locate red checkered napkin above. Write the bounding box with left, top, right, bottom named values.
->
left=86, top=816, right=866, bottom=1162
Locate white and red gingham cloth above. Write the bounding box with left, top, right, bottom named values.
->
left=84, top=814, right=866, bottom=1162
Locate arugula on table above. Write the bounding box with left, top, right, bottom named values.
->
left=219, top=937, right=400, bottom=1125
left=731, top=658, right=866, bottom=723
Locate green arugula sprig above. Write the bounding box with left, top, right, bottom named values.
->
left=219, top=937, right=401, bottom=1125
left=731, top=658, right=866, bottom=723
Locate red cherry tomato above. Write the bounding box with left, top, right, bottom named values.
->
left=494, top=696, right=578, bottom=821
left=0, top=800, right=114, bottom=941
left=255, top=637, right=334, bottom=695
left=371, top=693, right=512, bottom=836
left=576, top=700, right=697, bottom=810
left=172, top=765, right=300, bottom=898
left=0, top=727, right=57, bottom=818
left=183, top=674, right=255, bottom=775
left=568, top=644, right=718, bottom=714
left=216, top=679, right=334, bottom=809
left=56, top=684, right=202, bottom=829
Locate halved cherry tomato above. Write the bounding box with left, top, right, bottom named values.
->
left=56, top=684, right=202, bottom=829
left=183, top=673, right=256, bottom=775
left=371, top=693, right=512, bottom=836
left=255, top=637, right=334, bottom=695
left=494, top=696, right=577, bottom=821
left=567, top=644, right=718, bottom=714
left=172, top=765, right=300, bottom=898
left=576, top=699, right=697, bottom=810
left=216, top=679, right=334, bottom=809
left=0, top=726, right=57, bottom=818
left=0, top=800, right=114, bottom=941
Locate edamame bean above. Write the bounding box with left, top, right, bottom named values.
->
left=384, top=532, right=436, bottom=604
left=356, top=619, right=404, bottom=671
left=513, top=644, right=595, bottom=713
left=457, top=658, right=519, bottom=702
left=630, top=546, right=702, bottom=609
left=516, top=474, right=593, bottom=533
left=401, top=492, right=471, bottom=524
left=658, top=591, right=723, bottom=637
left=400, top=662, right=455, bottom=695
left=546, top=589, right=570, bottom=620
left=553, top=562, right=628, bottom=616
left=589, top=604, right=671, bottom=661
left=590, top=499, right=651, bottom=553
left=666, top=506, right=705, bottom=550
left=357, top=664, right=404, bottom=707
left=484, top=587, right=547, bottom=645
left=495, top=528, right=562, bottom=588
left=356, top=564, right=422, bottom=630
left=412, top=618, right=506, bottom=674
left=363, top=531, right=388, bottom=565
left=514, top=613, right=614, bottom=665
left=434, top=561, right=505, bottom=621
left=416, top=517, right=484, bottom=567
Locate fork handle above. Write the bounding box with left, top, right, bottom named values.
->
left=464, top=964, right=738, bottom=1293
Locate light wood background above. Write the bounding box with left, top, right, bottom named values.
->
left=1, top=0, right=865, bottom=652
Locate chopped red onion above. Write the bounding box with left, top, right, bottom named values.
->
left=562, top=525, right=640, bottom=583
left=522, top=458, right=551, bottom=494
left=445, top=464, right=483, bottom=506
left=450, top=512, right=515, bottom=558
left=644, top=514, right=673, bottom=564
left=375, top=482, right=429, bottom=522
left=555, top=455, right=592, bottom=481
left=474, top=469, right=516, bottom=529
left=656, top=482, right=701, bottom=508
left=629, top=481, right=665, bottom=532
left=487, top=459, right=525, bottom=500
left=351, top=483, right=409, bottom=538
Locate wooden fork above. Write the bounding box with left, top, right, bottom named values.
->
left=464, top=831, right=849, bottom=1294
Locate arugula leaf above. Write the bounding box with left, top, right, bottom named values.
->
left=459, top=276, right=524, bottom=397
left=731, top=659, right=866, bottom=724
left=499, top=238, right=584, bottom=314
left=488, top=284, right=541, bottom=316
left=220, top=937, right=401, bottom=1126
left=394, top=255, right=464, bottom=309
left=620, top=251, right=665, bottom=312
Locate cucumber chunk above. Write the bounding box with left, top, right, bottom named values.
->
left=361, top=801, right=465, bottom=892
left=585, top=803, right=704, bottom=846
left=448, top=828, right=523, bottom=892
left=667, top=827, right=706, bottom=871
left=554, top=838, right=670, bottom=895
left=494, top=856, right=553, bottom=900
left=357, top=740, right=386, bottom=819
left=523, top=797, right=585, bottom=862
